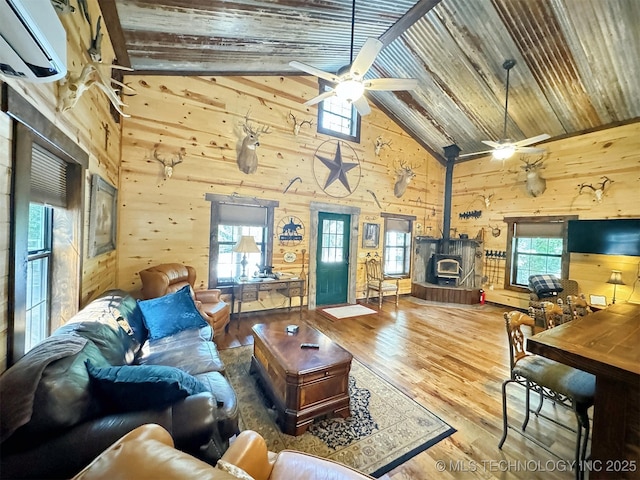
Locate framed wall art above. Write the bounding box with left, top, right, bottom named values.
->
left=89, top=174, right=117, bottom=257
left=362, top=222, right=380, bottom=249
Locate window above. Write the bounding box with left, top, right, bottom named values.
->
left=26, top=203, right=53, bottom=351
left=217, top=225, right=266, bottom=283
left=504, top=216, right=576, bottom=290
left=317, top=80, right=361, bottom=142
left=321, top=218, right=346, bottom=263
left=382, top=214, right=415, bottom=276
left=206, top=195, right=279, bottom=287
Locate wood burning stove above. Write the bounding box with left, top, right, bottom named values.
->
left=433, top=254, right=462, bottom=286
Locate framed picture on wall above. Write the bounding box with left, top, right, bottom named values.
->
left=362, top=222, right=380, bottom=249
left=89, top=174, right=117, bottom=257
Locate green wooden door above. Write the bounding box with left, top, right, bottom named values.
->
left=316, top=212, right=350, bottom=306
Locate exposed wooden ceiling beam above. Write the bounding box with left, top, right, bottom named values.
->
left=379, top=0, right=443, bottom=47
left=97, top=0, right=131, bottom=67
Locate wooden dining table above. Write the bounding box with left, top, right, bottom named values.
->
left=527, top=302, right=640, bottom=479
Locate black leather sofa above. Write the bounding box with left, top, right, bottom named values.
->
left=0, top=289, right=239, bottom=479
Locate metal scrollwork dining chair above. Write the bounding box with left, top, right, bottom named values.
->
left=499, top=311, right=595, bottom=480
left=365, top=257, right=400, bottom=309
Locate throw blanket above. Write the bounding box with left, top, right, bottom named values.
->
left=0, top=335, right=88, bottom=443
left=528, top=275, right=563, bottom=296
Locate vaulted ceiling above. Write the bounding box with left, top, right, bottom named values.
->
left=100, top=0, right=640, bottom=164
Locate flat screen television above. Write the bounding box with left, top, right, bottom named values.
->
left=567, top=219, right=640, bottom=256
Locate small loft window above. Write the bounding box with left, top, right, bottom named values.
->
left=317, top=80, right=361, bottom=143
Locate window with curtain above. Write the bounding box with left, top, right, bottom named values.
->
left=382, top=214, right=415, bottom=276
left=206, top=195, right=279, bottom=287
left=504, top=216, right=575, bottom=290
left=317, top=80, right=361, bottom=142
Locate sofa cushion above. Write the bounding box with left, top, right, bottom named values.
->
left=138, top=285, right=208, bottom=340
left=0, top=335, right=110, bottom=442
left=86, top=361, right=209, bottom=412
left=54, top=321, right=138, bottom=365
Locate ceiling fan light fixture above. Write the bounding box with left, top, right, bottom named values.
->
left=334, top=79, right=365, bottom=103
left=492, top=144, right=516, bottom=160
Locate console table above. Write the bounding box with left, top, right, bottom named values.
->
left=233, top=278, right=305, bottom=320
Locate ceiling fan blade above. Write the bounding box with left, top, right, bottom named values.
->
left=350, top=38, right=383, bottom=79
left=458, top=150, right=494, bottom=158
left=304, top=90, right=336, bottom=106
left=352, top=96, right=371, bottom=116
left=289, top=61, right=340, bottom=83
left=513, top=133, right=551, bottom=147
left=515, top=146, right=546, bottom=154
left=481, top=140, right=503, bottom=148
left=364, top=78, right=418, bottom=91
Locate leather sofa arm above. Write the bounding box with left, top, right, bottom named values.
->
left=171, top=392, right=223, bottom=462
left=194, top=289, right=222, bottom=304
left=220, top=430, right=275, bottom=480
left=1, top=409, right=173, bottom=480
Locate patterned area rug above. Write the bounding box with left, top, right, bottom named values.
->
left=220, top=345, right=455, bottom=477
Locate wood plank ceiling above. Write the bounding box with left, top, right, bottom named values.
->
left=102, top=0, right=640, bottom=164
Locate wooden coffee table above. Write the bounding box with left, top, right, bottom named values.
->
left=251, top=320, right=352, bottom=436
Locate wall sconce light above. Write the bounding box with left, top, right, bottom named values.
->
left=233, top=235, right=261, bottom=281
left=606, top=270, right=625, bottom=304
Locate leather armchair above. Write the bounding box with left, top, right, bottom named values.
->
left=73, top=425, right=375, bottom=480
left=139, top=263, right=230, bottom=336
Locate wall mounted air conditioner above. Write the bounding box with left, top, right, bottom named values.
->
left=0, top=0, right=67, bottom=82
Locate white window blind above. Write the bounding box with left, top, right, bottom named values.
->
left=30, top=144, right=67, bottom=208
left=219, top=204, right=267, bottom=227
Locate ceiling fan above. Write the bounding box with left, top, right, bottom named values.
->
left=289, top=0, right=417, bottom=116
left=459, top=59, right=550, bottom=160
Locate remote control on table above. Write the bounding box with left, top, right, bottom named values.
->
left=300, top=343, right=320, bottom=349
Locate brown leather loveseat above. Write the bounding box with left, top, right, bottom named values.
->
left=140, top=263, right=231, bottom=336
left=73, top=424, right=376, bottom=480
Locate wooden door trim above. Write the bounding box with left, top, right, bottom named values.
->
left=308, top=202, right=360, bottom=310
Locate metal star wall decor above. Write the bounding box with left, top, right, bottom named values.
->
left=312, top=140, right=361, bottom=198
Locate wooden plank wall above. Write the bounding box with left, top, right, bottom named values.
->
left=117, top=74, right=446, bottom=311
left=0, top=0, right=122, bottom=371
left=450, top=122, right=640, bottom=308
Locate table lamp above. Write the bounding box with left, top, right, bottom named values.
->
left=606, top=270, right=624, bottom=304
left=233, top=235, right=260, bottom=281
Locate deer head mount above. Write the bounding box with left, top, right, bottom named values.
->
left=520, top=155, right=547, bottom=197
left=153, top=149, right=184, bottom=179
left=479, top=193, right=494, bottom=208
left=393, top=160, right=416, bottom=198
left=578, top=176, right=613, bottom=203
left=57, top=62, right=135, bottom=117
left=288, top=112, right=313, bottom=135
left=57, top=11, right=135, bottom=117
left=237, top=112, right=270, bottom=174
left=374, top=136, right=392, bottom=156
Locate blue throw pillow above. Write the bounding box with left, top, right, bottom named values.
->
left=137, top=285, right=207, bottom=340
left=86, top=361, right=209, bottom=412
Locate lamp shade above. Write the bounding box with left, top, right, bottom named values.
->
left=606, top=270, right=625, bottom=285
left=233, top=235, right=260, bottom=254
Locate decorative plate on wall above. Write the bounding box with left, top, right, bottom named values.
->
left=278, top=216, right=305, bottom=246
left=312, top=139, right=361, bottom=197
left=283, top=252, right=297, bottom=263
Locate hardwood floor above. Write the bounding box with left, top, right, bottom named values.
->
left=217, top=296, right=587, bottom=479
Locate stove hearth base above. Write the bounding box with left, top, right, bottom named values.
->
left=411, top=282, right=480, bottom=305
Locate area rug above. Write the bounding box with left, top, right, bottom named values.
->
left=318, top=303, right=378, bottom=321
left=220, top=345, right=455, bottom=477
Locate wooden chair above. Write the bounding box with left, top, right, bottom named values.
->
left=499, top=311, right=594, bottom=479
left=364, top=257, right=399, bottom=309
left=528, top=278, right=580, bottom=328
